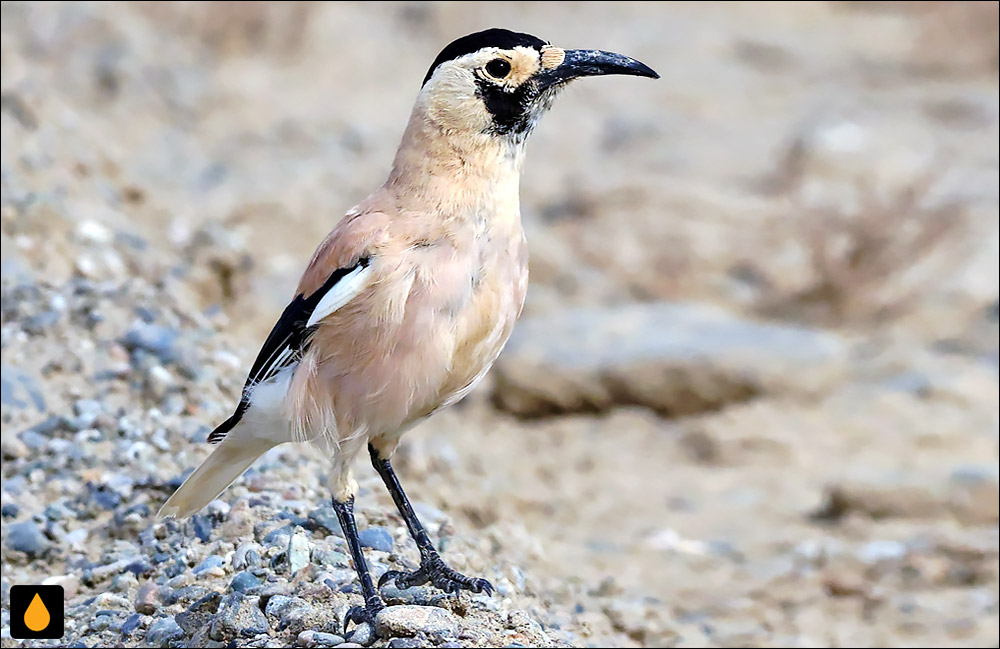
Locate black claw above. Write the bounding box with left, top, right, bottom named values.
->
left=378, top=557, right=492, bottom=598
left=378, top=570, right=402, bottom=589
left=471, top=578, right=494, bottom=595
left=343, top=600, right=383, bottom=636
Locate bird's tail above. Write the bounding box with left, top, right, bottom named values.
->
left=158, top=434, right=277, bottom=519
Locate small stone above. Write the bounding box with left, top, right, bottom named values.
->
left=308, top=506, right=343, bottom=536
left=0, top=364, right=46, bottom=411
left=206, top=500, right=231, bottom=518
left=145, top=617, right=184, bottom=647
left=18, top=430, right=46, bottom=451
left=288, top=528, right=311, bottom=575
left=192, top=515, right=213, bottom=542
left=262, top=524, right=293, bottom=547
left=24, top=310, right=60, bottom=335
left=348, top=622, right=374, bottom=646
left=312, top=631, right=346, bottom=646
left=121, top=613, right=143, bottom=637
left=135, top=581, right=159, bottom=614
left=857, top=540, right=908, bottom=564
left=379, top=584, right=441, bottom=607
left=234, top=542, right=263, bottom=570
left=42, top=574, right=80, bottom=599
left=231, top=571, right=262, bottom=593
left=358, top=527, right=393, bottom=552
left=6, top=520, right=49, bottom=556
left=1, top=436, right=28, bottom=460
left=387, top=639, right=422, bottom=648
left=175, top=591, right=222, bottom=634
left=210, top=593, right=269, bottom=641
left=375, top=605, right=459, bottom=638
left=193, top=555, right=226, bottom=576
left=121, top=323, right=179, bottom=364
left=312, top=548, right=348, bottom=568
left=145, top=365, right=174, bottom=401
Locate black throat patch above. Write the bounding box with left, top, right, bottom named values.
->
left=475, top=79, right=544, bottom=137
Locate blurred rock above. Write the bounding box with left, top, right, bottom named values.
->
left=6, top=520, right=50, bottom=556
left=493, top=302, right=848, bottom=417
left=358, top=527, right=393, bottom=552
left=812, top=481, right=947, bottom=521
left=0, top=364, right=46, bottom=411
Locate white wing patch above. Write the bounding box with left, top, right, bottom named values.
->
left=306, top=263, right=373, bottom=328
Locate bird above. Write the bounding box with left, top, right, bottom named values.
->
left=159, top=27, right=657, bottom=630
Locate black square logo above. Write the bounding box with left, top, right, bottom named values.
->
left=10, top=585, right=64, bottom=640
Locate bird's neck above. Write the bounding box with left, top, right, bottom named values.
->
left=385, top=103, right=526, bottom=224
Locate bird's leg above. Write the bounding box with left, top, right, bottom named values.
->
left=369, top=444, right=493, bottom=596
left=332, top=495, right=384, bottom=631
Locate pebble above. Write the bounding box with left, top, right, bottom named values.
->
left=121, top=613, right=143, bottom=637
left=379, top=584, right=441, bottom=607
left=193, top=554, right=226, bottom=576
left=120, top=322, right=179, bottom=364
left=210, top=593, right=269, bottom=641
left=6, top=520, right=49, bottom=556
left=135, top=581, right=159, bottom=614
left=298, top=630, right=347, bottom=647
left=145, top=365, right=174, bottom=400
left=375, top=605, right=459, bottom=638
left=191, top=514, right=213, bottom=542
left=347, top=622, right=374, bottom=646
left=231, top=571, right=263, bottom=593
left=144, top=617, right=184, bottom=647
left=18, top=429, right=47, bottom=451
left=288, top=528, right=311, bottom=574
left=857, top=540, right=909, bottom=564
left=0, top=364, right=46, bottom=411
left=358, top=527, right=393, bottom=552
left=175, top=591, right=222, bottom=634
left=308, top=505, right=344, bottom=536
left=387, top=639, right=424, bottom=649
left=233, top=542, right=263, bottom=569
left=312, top=548, right=348, bottom=568
left=43, top=574, right=81, bottom=599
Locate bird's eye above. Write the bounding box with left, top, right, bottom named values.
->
left=484, top=58, right=512, bottom=80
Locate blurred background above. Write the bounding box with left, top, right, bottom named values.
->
left=1, top=2, right=997, bottom=647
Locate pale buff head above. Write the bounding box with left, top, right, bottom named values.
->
left=416, top=28, right=658, bottom=142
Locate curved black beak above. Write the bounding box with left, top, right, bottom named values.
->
left=538, top=49, right=659, bottom=90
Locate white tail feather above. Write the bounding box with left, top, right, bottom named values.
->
left=158, top=435, right=276, bottom=519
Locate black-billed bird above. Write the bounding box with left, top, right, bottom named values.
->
left=160, top=28, right=657, bottom=629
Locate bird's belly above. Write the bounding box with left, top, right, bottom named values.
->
left=306, top=235, right=527, bottom=442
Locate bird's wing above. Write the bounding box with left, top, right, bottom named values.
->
left=207, top=255, right=373, bottom=444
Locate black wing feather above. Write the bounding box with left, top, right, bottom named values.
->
left=207, top=257, right=370, bottom=444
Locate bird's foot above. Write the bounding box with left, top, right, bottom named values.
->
left=379, top=554, right=493, bottom=596
left=344, top=597, right=384, bottom=636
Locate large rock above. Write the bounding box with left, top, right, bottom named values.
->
left=492, top=302, right=849, bottom=417
left=375, top=605, right=459, bottom=639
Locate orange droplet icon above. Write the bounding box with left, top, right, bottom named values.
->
left=25, top=592, right=50, bottom=632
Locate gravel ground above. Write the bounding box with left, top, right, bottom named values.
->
left=2, top=3, right=998, bottom=648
